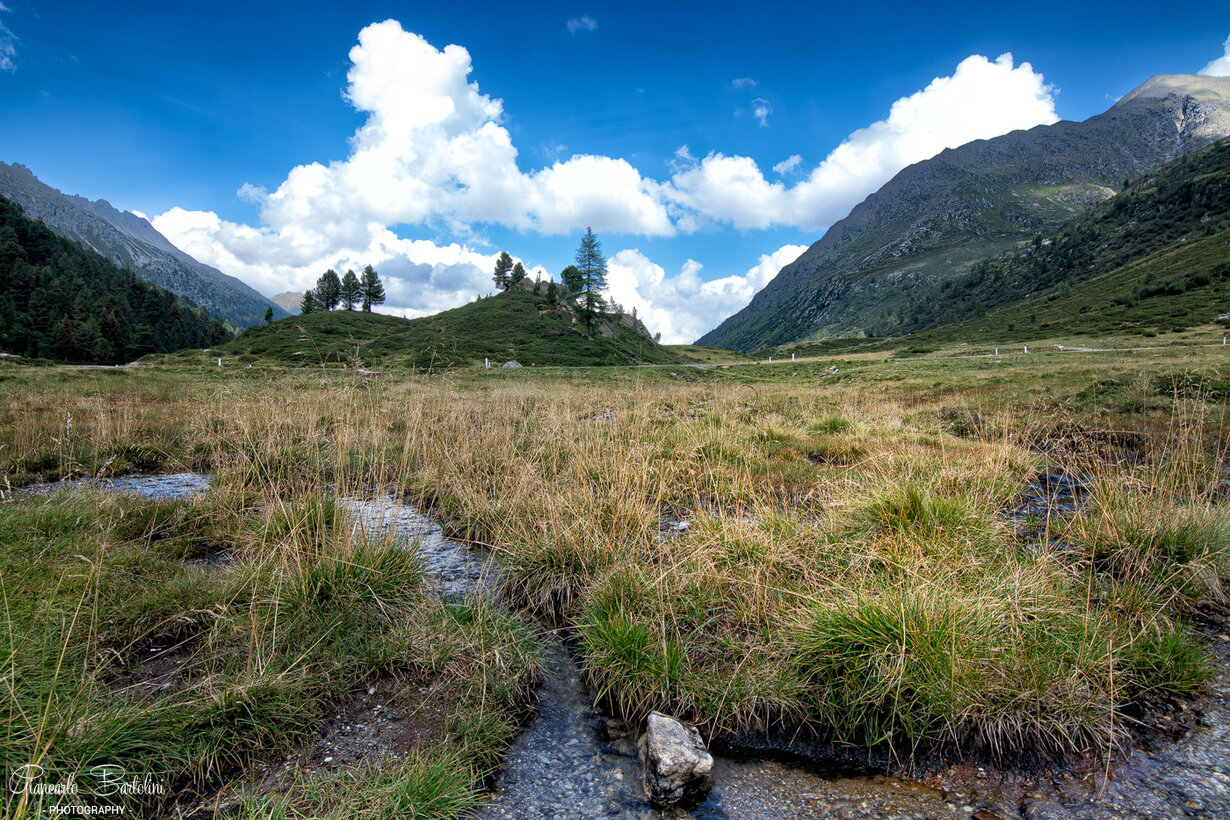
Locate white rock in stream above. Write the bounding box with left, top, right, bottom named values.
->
left=639, top=711, right=713, bottom=807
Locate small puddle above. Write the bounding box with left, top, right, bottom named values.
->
left=1006, top=469, right=1093, bottom=553
left=339, top=494, right=496, bottom=598
left=1013, top=470, right=1091, bottom=520
left=16, top=472, right=211, bottom=500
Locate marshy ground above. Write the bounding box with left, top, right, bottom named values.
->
left=2, top=339, right=1229, bottom=818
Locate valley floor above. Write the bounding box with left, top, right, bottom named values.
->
left=2, top=343, right=1228, bottom=818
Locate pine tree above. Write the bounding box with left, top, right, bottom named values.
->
left=52, top=314, right=80, bottom=361
left=493, top=251, right=513, bottom=291
left=340, top=269, right=361, bottom=310
left=98, top=309, right=125, bottom=354
left=360, top=265, right=385, bottom=312
left=560, top=265, right=583, bottom=294
left=511, top=261, right=527, bottom=287
left=574, top=227, right=608, bottom=337
left=264, top=307, right=274, bottom=324
left=300, top=291, right=318, bottom=314
left=316, top=269, right=342, bottom=311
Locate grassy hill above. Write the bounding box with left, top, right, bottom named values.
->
left=221, top=287, right=682, bottom=369
left=668, top=344, right=754, bottom=364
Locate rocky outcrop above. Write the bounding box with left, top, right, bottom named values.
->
left=270, top=292, right=304, bottom=314
left=638, top=711, right=713, bottom=807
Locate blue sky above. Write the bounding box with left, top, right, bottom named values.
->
left=1, top=1, right=1228, bottom=340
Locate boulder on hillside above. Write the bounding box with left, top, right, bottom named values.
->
left=502, top=360, right=522, bottom=368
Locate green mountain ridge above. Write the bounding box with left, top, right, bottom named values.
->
left=0, top=196, right=231, bottom=363
left=221, top=285, right=682, bottom=369
left=0, top=162, right=287, bottom=329
left=698, top=74, right=1230, bottom=352
left=756, top=135, right=1230, bottom=357
left=902, top=137, right=1230, bottom=344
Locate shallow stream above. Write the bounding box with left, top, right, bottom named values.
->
left=17, top=473, right=1230, bottom=818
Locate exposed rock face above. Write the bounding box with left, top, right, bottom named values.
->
left=638, top=711, right=713, bottom=807
left=270, top=292, right=304, bottom=314
left=697, top=74, right=1230, bottom=352
left=501, top=360, right=523, bottom=368
left=0, top=162, right=287, bottom=329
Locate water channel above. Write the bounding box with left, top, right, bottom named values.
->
left=15, top=473, right=1229, bottom=818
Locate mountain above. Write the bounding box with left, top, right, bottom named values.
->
left=1, top=196, right=231, bottom=363
left=0, top=163, right=287, bottom=329
left=698, top=74, right=1230, bottom=352
left=271, top=292, right=304, bottom=314
left=889, top=136, right=1230, bottom=343
left=221, top=284, right=681, bottom=369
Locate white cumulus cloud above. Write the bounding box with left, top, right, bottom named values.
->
left=153, top=206, right=501, bottom=319
left=566, top=16, right=597, bottom=34
left=772, top=154, right=803, bottom=176
left=1202, top=35, right=1230, bottom=76
left=606, top=244, right=807, bottom=343
left=668, top=153, right=787, bottom=231
left=666, top=53, right=1057, bottom=231
left=155, top=20, right=668, bottom=315
left=0, top=3, right=17, bottom=73
left=154, top=22, right=1057, bottom=322
left=731, top=77, right=757, bottom=89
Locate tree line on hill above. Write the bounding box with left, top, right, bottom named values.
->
left=299, top=265, right=386, bottom=314
left=492, top=226, right=614, bottom=338
left=0, top=196, right=231, bottom=364
left=289, top=228, right=662, bottom=345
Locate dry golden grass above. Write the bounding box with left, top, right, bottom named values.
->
left=2, top=349, right=1228, bottom=765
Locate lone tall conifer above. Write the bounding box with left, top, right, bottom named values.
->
left=574, top=227, right=607, bottom=337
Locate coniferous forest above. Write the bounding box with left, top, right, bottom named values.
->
left=0, top=196, right=231, bottom=364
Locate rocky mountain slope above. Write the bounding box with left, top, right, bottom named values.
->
left=0, top=163, right=286, bottom=328
left=270, top=292, right=304, bottom=314
left=698, top=74, right=1230, bottom=352
left=1, top=195, right=231, bottom=363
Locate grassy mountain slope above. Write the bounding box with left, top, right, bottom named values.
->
left=698, top=74, right=1230, bottom=352
left=756, top=137, right=1230, bottom=357
left=668, top=345, right=755, bottom=364
left=919, top=229, right=1230, bottom=345
left=891, top=136, right=1230, bottom=340
left=0, top=162, right=287, bottom=328
left=222, top=288, right=682, bottom=368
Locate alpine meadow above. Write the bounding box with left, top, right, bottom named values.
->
left=4, top=5, right=1230, bottom=819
